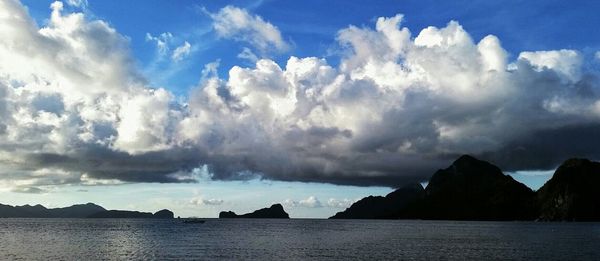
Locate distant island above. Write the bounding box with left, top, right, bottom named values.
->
left=219, top=203, right=289, bottom=218
left=0, top=202, right=173, bottom=219
left=331, top=155, right=600, bottom=221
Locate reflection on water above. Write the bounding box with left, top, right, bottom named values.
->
left=0, top=219, right=599, bottom=260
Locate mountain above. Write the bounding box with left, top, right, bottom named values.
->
left=219, top=204, right=289, bottom=218
left=329, top=155, right=537, bottom=220
left=537, top=158, right=600, bottom=221
left=50, top=203, right=107, bottom=218
left=418, top=155, right=537, bottom=220
left=0, top=203, right=173, bottom=219
left=330, top=183, right=425, bottom=219
left=0, top=203, right=106, bottom=218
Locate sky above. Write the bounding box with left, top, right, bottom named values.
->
left=0, top=0, right=599, bottom=218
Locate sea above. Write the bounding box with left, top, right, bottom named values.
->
left=0, top=219, right=599, bottom=260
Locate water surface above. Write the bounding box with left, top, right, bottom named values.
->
left=0, top=219, right=599, bottom=260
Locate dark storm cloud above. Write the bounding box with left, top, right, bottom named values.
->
left=480, top=123, right=600, bottom=171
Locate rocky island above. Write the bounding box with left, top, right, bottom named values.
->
left=219, top=203, right=289, bottom=218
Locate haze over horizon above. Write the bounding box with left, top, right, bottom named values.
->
left=1, top=0, right=599, bottom=218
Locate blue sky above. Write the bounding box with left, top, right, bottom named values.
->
left=1, top=0, right=599, bottom=218
left=20, top=0, right=600, bottom=96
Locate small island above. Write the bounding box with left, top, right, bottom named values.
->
left=219, top=203, right=289, bottom=218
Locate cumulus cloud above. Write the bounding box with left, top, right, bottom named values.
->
left=518, top=50, right=582, bottom=82
left=1, top=1, right=600, bottom=190
left=209, top=5, right=289, bottom=54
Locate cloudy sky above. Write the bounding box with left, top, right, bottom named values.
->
left=1, top=0, right=599, bottom=218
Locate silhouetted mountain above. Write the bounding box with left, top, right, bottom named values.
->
left=219, top=204, right=289, bottom=218
left=330, top=155, right=537, bottom=220
left=537, top=158, right=600, bottom=221
left=51, top=203, right=107, bottom=218
left=330, top=183, right=425, bottom=219
left=418, top=155, right=537, bottom=220
left=0, top=203, right=173, bottom=219
left=0, top=203, right=106, bottom=218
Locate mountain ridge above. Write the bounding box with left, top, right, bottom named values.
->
left=331, top=155, right=600, bottom=221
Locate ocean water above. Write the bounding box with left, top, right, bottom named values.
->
left=0, top=219, right=599, bottom=260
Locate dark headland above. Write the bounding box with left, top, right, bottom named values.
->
left=331, top=155, right=600, bottom=221
left=0, top=202, right=174, bottom=219
left=219, top=203, right=289, bottom=218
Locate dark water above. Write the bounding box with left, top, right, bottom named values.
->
left=1, top=219, right=599, bottom=260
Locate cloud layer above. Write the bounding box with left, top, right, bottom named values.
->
left=1, top=1, right=600, bottom=190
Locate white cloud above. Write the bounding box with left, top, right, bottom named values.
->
left=146, top=32, right=191, bottom=62
left=518, top=49, right=582, bottom=82
left=284, top=197, right=357, bottom=208
left=65, top=0, right=87, bottom=8
left=237, top=47, right=259, bottom=62
left=326, top=198, right=356, bottom=208
left=171, top=41, right=191, bottom=62
left=284, top=196, right=322, bottom=208
left=210, top=5, right=289, bottom=54
left=299, top=196, right=322, bottom=208
left=0, top=1, right=599, bottom=189
left=146, top=32, right=173, bottom=55
left=595, top=51, right=600, bottom=60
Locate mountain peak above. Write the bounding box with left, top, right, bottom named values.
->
left=537, top=158, right=600, bottom=221
left=453, top=154, right=479, bottom=164
left=559, top=158, right=592, bottom=168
